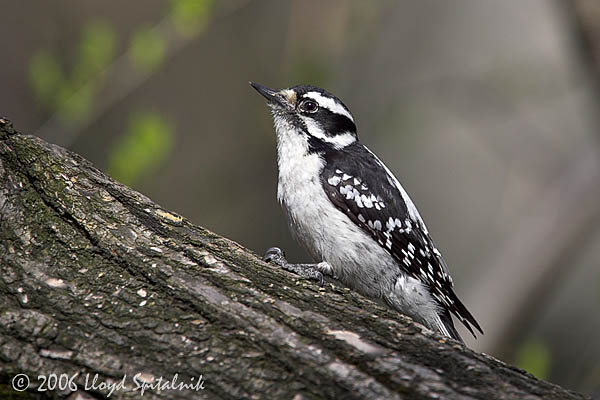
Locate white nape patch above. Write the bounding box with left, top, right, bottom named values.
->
left=364, top=147, right=428, bottom=234
left=304, top=91, right=354, bottom=122
left=300, top=117, right=356, bottom=149
left=329, top=132, right=356, bottom=148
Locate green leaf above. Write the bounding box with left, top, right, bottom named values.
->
left=29, top=51, right=65, bottom=107
left=107, top=112, right=174, bottom=186
left=55, top=83, right=94, bottom=124
left=129, top=27, right=166, bottom=72
left=74, top=20, right=116, bottom=83
left=169, top=0, right=214, bottom=36
left=515, top=338, right=552, bottom=380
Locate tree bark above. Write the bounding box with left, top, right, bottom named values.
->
left=0, top=119, right=587, bottom=399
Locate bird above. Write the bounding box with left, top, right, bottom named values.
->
left=250, top=82, right=482, bottom=342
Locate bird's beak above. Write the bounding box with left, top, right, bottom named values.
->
left=250, top=82, right=289, bottom=107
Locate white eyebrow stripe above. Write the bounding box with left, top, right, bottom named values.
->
left=300, top=117, right=356, bottom=149
left=304, top=91, right=354, bottom=122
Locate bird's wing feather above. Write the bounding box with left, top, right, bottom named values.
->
left=320, top=144, right=482, bottom=336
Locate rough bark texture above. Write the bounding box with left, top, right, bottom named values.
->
left=0, top=119, right=588, bottom=400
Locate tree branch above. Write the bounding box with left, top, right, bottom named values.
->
left=0, top=118, right=587, bottom=399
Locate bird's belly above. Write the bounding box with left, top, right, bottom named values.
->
left=278, top=178, right=399, bottom=299
left=277, top=175, right=441, bottom=332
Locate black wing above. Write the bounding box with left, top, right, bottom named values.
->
left=320, top=143, right=483, bottom=337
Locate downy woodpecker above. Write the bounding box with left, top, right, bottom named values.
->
left=251, top=82, right=482, bottom=341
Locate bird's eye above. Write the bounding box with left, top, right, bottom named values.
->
left=298, top=99, right=319, bottom=113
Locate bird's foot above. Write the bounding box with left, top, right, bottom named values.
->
left=263, top=247, right=331, bottom=286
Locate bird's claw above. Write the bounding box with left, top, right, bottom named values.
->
left=263, top=246, right=324, bottom=286
left=263, top=247, right=286, bottom=265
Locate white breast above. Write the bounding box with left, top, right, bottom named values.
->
left=273, top=115, right=396, bottom=298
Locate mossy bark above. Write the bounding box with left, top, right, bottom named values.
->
left=0, top=119, right=588, bottom=399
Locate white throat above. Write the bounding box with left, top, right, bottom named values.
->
left=271, top=114, right=324, bottom=205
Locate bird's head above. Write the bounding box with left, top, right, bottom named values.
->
left=250, top=82, right=357, bottom=151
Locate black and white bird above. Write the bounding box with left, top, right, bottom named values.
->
left=250, top=82, right=482, bottom=342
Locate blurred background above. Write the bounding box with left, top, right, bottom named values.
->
left=1, top=0, right=599, bottom=395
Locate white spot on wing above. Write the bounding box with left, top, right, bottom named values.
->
left=364, top=146, right=428, bottom=233
left=386, top=217, right=395, bottom=231
left=355, top=194, right=363, bottom=208
left=328, top=176, right=341, bottom=186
